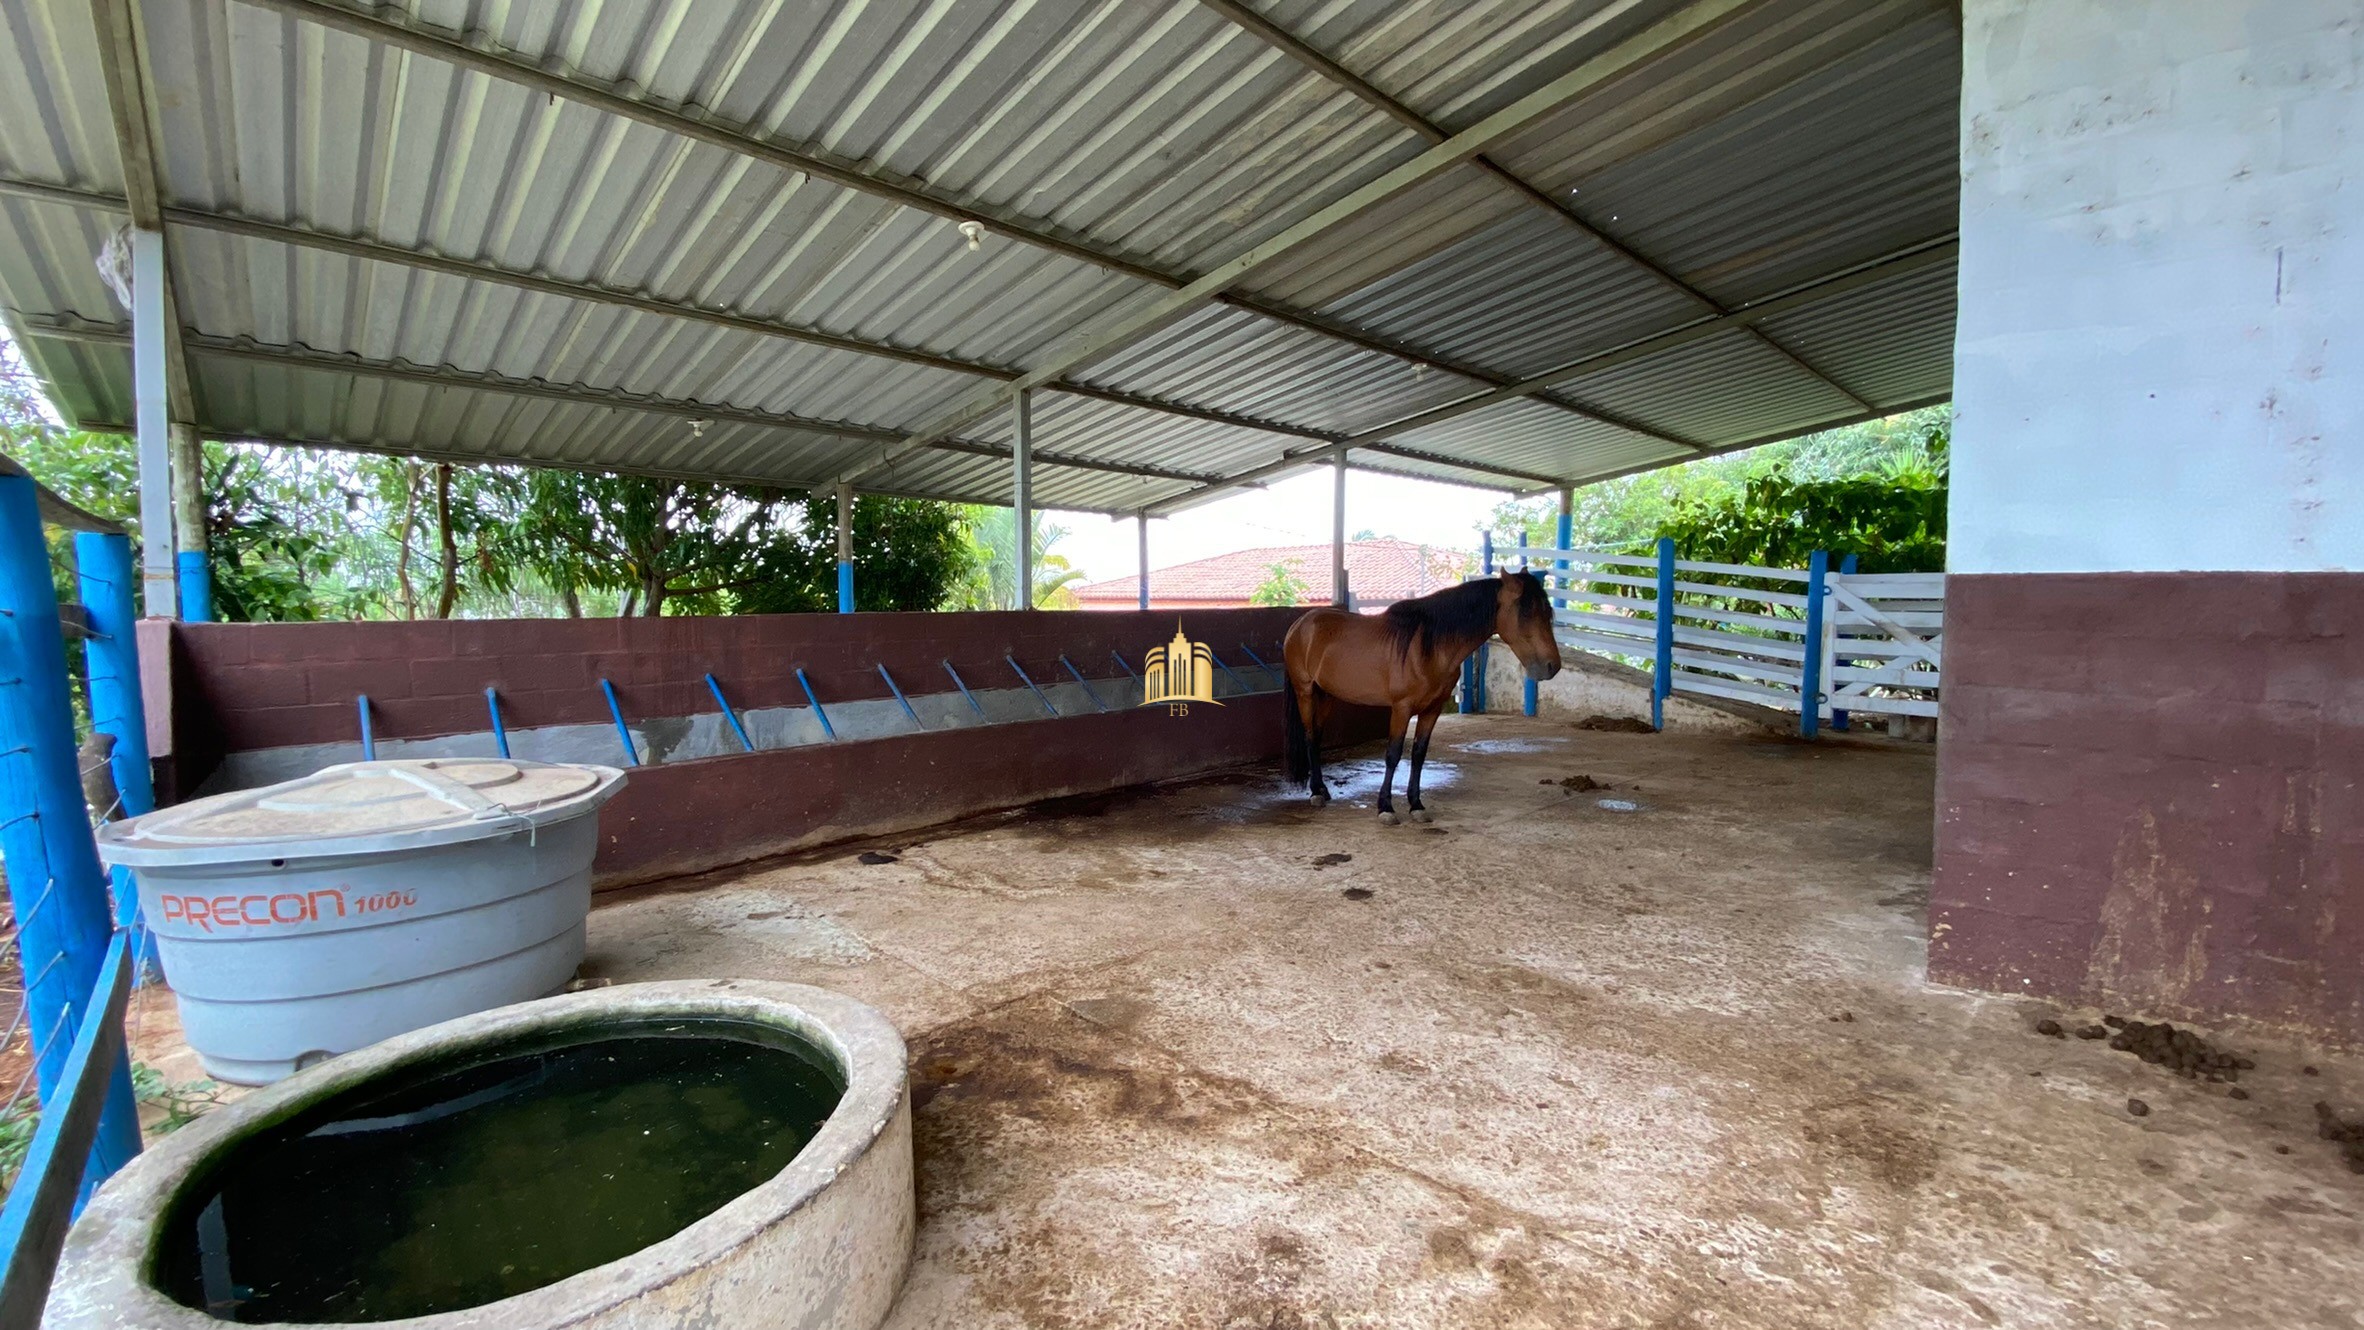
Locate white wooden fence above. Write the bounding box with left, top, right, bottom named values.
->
left=1474, top=539, right=1943, bottom=733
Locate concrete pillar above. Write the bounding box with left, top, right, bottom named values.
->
left=129, top=229, right=174, bottom=619
left=1934, top=0, right=2364, bottom=1040
left=1012, top=390, right=1033, bottom=610
left=1331, top=451, right=1347, bottom=607
left=834, top=483, right=854, bottom=614
left=1136, top=513, right=1150, bottom=611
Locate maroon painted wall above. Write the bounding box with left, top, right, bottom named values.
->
left=141, top=609, right=1385, bottom=887
left=1930, top=573, right=2364, bottom=1042
left=598, top=691, right=1302, bottom=886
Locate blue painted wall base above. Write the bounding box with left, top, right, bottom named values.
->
left=175, top=549, right=213, bottom=623
left=836, top=560, right=854, bottom=613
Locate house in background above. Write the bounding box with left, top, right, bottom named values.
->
left=1073, top=538, right=1472, bottom=612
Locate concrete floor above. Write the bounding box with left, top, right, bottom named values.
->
left=572, top=713, right=2363, bottom=1329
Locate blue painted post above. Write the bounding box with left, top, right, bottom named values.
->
left=74, top=533, right=153, bottom=962
left=793, top=668, right=838, bottom=741
left=1007, top=655, right=1058, bottom=716
left=1799, top=549, right=1830, bottom=739
left=0, top=476, right=141, bottom=1193
left=706, top=674, right=755, bottom=751
left=175, top=550, right=213, bottom=623
left=356, top=695, right=377, bottom=760
left=876, top=665, right=923, bottom=731
left=1831, top=553, right=1858, bottom=732
left=1652, top=537, right=1675, bottom=731
left=484, top=688, right=511, bottom=757
left=1474, top=531, right=1496, bottom=714
left=597, top=679, right=640, bottom=764
left=834, top=483, right=856, bottom=614
left=942, top=660, right=986, bottom=718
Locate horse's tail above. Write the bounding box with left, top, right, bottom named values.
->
left=1281, top=662, right=1309, bottom=787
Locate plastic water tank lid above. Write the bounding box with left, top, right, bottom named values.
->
left=99, top=758, right=622, bottom=862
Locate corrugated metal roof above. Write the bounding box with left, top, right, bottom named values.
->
left=0, top=0, right=1959, bottom=514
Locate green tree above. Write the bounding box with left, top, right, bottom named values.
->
left=1249, top=558, right=1308, bottom=607
left=1656, top=425, right=1949, bottom=573
left=950, top=506, right=1084, bottom=610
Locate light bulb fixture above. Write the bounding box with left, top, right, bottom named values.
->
left=958, top=220, right=985, bottom=251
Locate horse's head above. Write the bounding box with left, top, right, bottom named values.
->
left=1496, top=571, right=1562, bottom=681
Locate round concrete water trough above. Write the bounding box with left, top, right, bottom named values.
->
left=46, top=980, right=914, bottom=1330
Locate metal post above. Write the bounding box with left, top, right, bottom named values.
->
left=1331, top=451, right=1348, bottom=607
left=793, top=668, right=837, bottom=742
left=129, top=230, right=175, bottom=619
left=1472, top=530, right=1495, bottom=714
left=170, top=423, right=210, bottom=622
left=834, top=483, right=854, bottom=614
left=1799, top=549, right=1830, bottom=739
left=1652, top=536, right=1675, bottom=731
left=1136, top=513, right=1150, bottom=612
left=1831, top=552, right=1858, bottom=731
left=1012, top=390, right=1033, bottom=610
left=71, top=534, right=151, bottom=824
left=74, top=533, right=152, bottom=959
left=0, top=475, right=142, bottom=1188
left=705, top=674, right=755, bottom=751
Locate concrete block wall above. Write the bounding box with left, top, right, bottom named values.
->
left=1937, top=0, right=2364, bottom=1042
left=138, top=608, right=1374, bottom=888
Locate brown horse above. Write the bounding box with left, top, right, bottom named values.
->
left=1282, top=572, right=1563, bottom=824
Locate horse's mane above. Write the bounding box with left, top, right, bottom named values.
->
left=1381, top=573, right=1547, bottom=658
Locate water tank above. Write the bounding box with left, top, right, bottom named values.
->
left=98, top=758, right=626, bottom=1083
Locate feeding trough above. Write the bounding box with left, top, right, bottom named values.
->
left=99, top=758, right=626, bottom=1084
left=46, top=980, right=914, bottom=1329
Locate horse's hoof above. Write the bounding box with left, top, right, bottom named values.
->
left=1309, top=794, right=1329, bottom=809
left=1409, top=808, right=1433, bottom=824
left=1378, top=811, right=1400, bottom=827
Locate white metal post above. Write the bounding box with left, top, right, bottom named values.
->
left=1331, top=450, right=1347, bottom=607
left=1136, top=512, right=1150, bottom=611
left=129, top=229, right=175, bottom=618
left=1012, top=390, right=1033, bottom=610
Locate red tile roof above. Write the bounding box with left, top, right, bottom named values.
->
left=1074, top=539, right=1473, bottom=609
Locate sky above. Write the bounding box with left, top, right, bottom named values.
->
left=1046, top=466, right=1514, bottom=589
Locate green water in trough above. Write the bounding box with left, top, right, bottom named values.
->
left=153, top=1018, right=846, bottom=1323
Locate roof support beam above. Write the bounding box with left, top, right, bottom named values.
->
left=243, top=0, right=1713, bottom=470
left=1139, top=236, right=1955, bottom=515
left=840, top=0, right=1761, bottom=484
left=0, top=177, right=1435, bottom=459
left=13, top=319, right=1229, bottom=488
left=1195, top=0, right=1876, bottom=413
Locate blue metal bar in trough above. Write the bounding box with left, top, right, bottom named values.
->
left=1109, top=649, right=1137, bottom=681
left=942, top=660, right=985, bottom=718
left=876, top=664, right=923, bottom=730
left=0, top=929, right=133, bottom=1317
left=1057, top=655, right=1106, bottom=712
left=795, top=668, right=838, bottom=741
left=484, top=687, right=511, bottom=758
left=1651, top=537, right=1676, bottom=732
left=1236, top=642, right=1270, bottom=673
left=1206, top=649, right=1248, bottom=696
left=705, top=674, right=754, bottom=752
left=1799, top=549, right=1830, bottom=740
left=598, top=679, right=640, bottom=765
left=1007, top=655, right=1058, bottom=716
left=0, top=474, right=140, bottom=1209
left=356, top=695, right=376, bottom=760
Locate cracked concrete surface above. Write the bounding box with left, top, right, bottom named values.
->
left=157, top=712, right=2363, bottom=1328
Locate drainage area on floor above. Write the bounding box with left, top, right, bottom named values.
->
left=154, top=1018, right=845, bottom=1324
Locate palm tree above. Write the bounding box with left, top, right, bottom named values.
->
left=951, top=506, right=1086, bottom=610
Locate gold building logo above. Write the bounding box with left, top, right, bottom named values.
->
left=1142, top=622, right=1222, bottom=714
